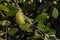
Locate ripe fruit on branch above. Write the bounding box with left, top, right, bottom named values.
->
left=15, top=10, right=25, bottom=25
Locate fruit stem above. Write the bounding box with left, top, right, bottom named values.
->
left=13, top=0, right=22, bottom=11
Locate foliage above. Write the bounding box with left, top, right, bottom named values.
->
left=0, top=0, right=60, bottom=40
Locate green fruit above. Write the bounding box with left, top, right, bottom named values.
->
left=15, top=10, right=25, bottom=25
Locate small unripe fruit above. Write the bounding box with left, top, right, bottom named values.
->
left=15, top=10, right=25, bottom=25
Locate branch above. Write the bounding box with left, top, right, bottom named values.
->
left=5, top=27, right=8, bottom=40
left=0, top=11, right=5, bottom=17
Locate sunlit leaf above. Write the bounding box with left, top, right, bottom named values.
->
left=0, top=30, right=4, bottom=36
left=35, top=13, right=47, bottom=24
left=22, top=23, right=31, bottom=31
left=5, top=0, right=12, bottom=2
left=8, top=28, right=18, bottom=36
left=52, top=8, right=58, bottom=19
left=30, top=0, right=33, bottom=4
left=53, top=1, right=57, bottom=5
left=19, top=0, right=25, bottom=3
left=0, top=4, right=9, bottom=12
left=0, top=20, right=11, bottom=26
left=4, top=3, right=18, bottom=16
left=38, top=23, right=50, bottom=33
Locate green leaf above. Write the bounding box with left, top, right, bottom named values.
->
left=44, top=34, right=49, bottom=40
left=19, top=0, right=23, bottom=3
left=49, top=29, right=56, bottom=35
left=5, top=0, right=12, bottom=2
left=34, top=30, right=42, bottom=38
left=0, top=30, right=4, bottom=36
left=8, top=28, right=18, bottom=36
left=53, top=1, right=57, bottom=5
left=38, top=23, right=44, bottom=31
left=30, top=0, right=33, bottom=4
left=4, top=3, right=18, bottom=16
left=37, top=0, right=42, bottom=3
left=23, top=0, right=26, bottom=3
left=19, top=0, right=26, bottom=3
left=22, top=23, right=31, bottom=31
left=2, top=20, right=11, bottom=26
left=49, top=36, right=56, bottom=40
left=0, top=4, right=9, bottom=12
left=52, top=8, right=58, bottom=19
left=38, top=23, right=50, bottom=33
left=44, top=27, right=50, bottom=33
left=0, top=20, right=11, bottom=26
left=35, top=13, right=47, bottom=24
left=38, top=23, right=45, bottom=30
left=0, top=0, right=3, bottom=3
left=0, top=37, right=4, bottom=40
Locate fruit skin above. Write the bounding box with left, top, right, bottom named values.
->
left=15, top=10, right=25, bottom=25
